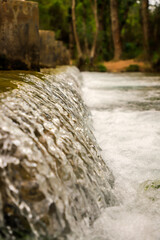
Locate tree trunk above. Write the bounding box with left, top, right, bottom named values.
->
left=110, top=0, right=122, bottom=60
left=69, top=23, right=74, bottom=58
left=141, top=0, right=150, bottom=60
left=71, top=0, right=82, bottom=60
left=90, top=0, right=99, bottom=61
left=82, top=20, right=89, bottom=57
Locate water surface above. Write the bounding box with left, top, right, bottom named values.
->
left=82, top=72, right=160, bottom=240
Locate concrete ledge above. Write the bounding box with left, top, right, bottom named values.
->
left=0, top=0, right=40, bottom=70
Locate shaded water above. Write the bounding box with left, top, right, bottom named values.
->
left=0, top=67, right=115, bottom=240
left=82, top=72, right=160, bottom=240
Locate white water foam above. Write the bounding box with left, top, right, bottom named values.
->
left=82, top=72, right=160, bottom=240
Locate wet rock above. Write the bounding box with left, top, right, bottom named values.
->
left=20, top=181, right=45, bottom=202
left=3, top=203, right=32, bottom=238
left=0, top=0, right=40, bottom=70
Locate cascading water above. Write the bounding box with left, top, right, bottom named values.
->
left=0, top=67, right=116, bottom=240
left=1, top=68, right=159, bottom=240
left=82, top=72, right=160, bottom=240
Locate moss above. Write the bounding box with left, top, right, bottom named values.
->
left=0, top=79, right=17, bottom=93
left=144, top=180, right=160, bottom=191
left=0, top=70, right=45, bottom=93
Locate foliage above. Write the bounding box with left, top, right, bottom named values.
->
left=76, top=0, right=95, bottom=50
left=121, top=1, right=142, bottom=59
left=150, top=4, right=160, bottom=71
left=29, top=0, right=70, bottom=41
left=74, top=58, right=107, bottom=72
left=125, top=64, right=140, bottom=72
left=96, top=64, right=108, bottom=72
left=29, top=0, right=160, bottom=71
left=151, top=51, right=160, bottom=71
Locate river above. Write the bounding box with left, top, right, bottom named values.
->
left=0, top=69, right=160, bottom=239
left=82, top=72, right=160, bottom=240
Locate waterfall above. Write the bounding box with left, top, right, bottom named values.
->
left=0, top=67, right=116, bottom=240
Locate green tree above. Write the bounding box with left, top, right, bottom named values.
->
left=28, top=0, right=160, bottom=70
left=72, top=0, right=99, bottom=67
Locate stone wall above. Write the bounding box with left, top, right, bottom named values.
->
left=0, top=0, right=40, bottom=70
left=39, top=30, right=70, bottom=68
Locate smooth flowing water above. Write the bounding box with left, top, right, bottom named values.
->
left=82, top=72, right=160, bottom=240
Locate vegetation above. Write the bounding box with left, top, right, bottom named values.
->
left=96, top=64, right=108, bottom=72
left=29, top=0, right=160, bottom=71
left=125, top=64, right=140, bottom=72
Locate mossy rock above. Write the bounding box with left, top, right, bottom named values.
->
left=125, top=64, right=140, bottom=72
left=144, top=180, right=160, bottom=191
left=138, top=179, right=160, bottom=202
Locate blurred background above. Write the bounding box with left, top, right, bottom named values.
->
left=29, top=0, right=160, bottom=71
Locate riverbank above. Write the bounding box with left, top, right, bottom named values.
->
left=103, top=59, right=151, bottom=73
left=70, top=59, right=152, bottom=73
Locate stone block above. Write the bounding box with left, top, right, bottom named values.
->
left=39, top=30, right=56, bottom=68
left=39, top=30, right=70, bottom=68
left=0, top=0, right=40, bottom=70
